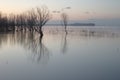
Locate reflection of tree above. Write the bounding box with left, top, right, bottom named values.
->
left=61, top=32, right=68, bottom=54
left=0, top=33, right=7, bottom=48
left=0, top=31, right=50, bottom=64
left=23, top=32, right=50, bottom=64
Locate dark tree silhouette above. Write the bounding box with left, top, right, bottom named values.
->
left=61, top=13, right=68, bottom=34
left=19, top=14, right=26, bottom=31
left=27, top=9, right=37, bottom=32
left=0, top=12, right=9, bottom=32
left=0, top=6, right=51, bottom=33
left=35, top=7, right=51, bottom=37
left=8, top=14, right=16, bottom=31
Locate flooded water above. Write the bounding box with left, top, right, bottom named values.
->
left=0, top=26, right=120, bottom=80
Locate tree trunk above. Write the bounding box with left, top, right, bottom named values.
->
left=39, top=27, right=43, bottom=38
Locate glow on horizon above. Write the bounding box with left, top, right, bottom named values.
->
left=0, top=0, right=120, bottom=20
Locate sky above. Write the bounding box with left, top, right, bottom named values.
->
left=0, top=0, right=120, bottom=26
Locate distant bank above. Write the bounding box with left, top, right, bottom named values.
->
left=46, top=23, right=95, bottom=26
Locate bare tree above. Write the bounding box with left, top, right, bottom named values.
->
left=0, top=6, right=51, bottom=33
left=26, top=9, right=37, bottom=32
left=61, top=13, right=68, bottom=34
left=35, top=6, right=51, bottom=37
left=0, top=12, right=9, bottom=32
left=19, top=14, right=26, bottom=31
left=20, top=13, right=28, bottom=32
left=8, top=14, right=16, bottom=31
left=15, top=15, right=21, bottom=31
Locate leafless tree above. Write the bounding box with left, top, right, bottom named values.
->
left=35, top=6, right=51, bottom=37
left=0, top=6, right=51, bottom=33
left=19, top=13, right=28, bottom=32
left=15, top=15, right=22, bottom=31
left=8, top=14, right=16, bottom=31
left=61, top=13, right=68, bottom=34
left=18, top=14, right=26, bottom=31
left=0, top=12, right=9, bottom=32
left=26, top=9, right=37, bottom=32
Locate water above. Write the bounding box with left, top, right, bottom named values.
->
left=0, top=26, right=120, bottom=80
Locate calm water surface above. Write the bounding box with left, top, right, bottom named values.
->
left=0, top=26, right=120, bottom=80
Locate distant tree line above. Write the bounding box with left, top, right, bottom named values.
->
left=0, top=6, right=51, bottom=37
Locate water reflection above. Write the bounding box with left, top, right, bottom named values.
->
left=0, top=31, right=50, bottom=64
left=61, top=32, right=68, bottom=54
left=0, top=27, right=120, bottom=80
left=0, top=27, right=120, bottom=63
left=24, top=33, right=50, bottom=64
left=44, top=27, right=120, bottom=39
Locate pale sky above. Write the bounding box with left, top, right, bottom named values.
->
left=0, top=0, right=120, bottom=21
